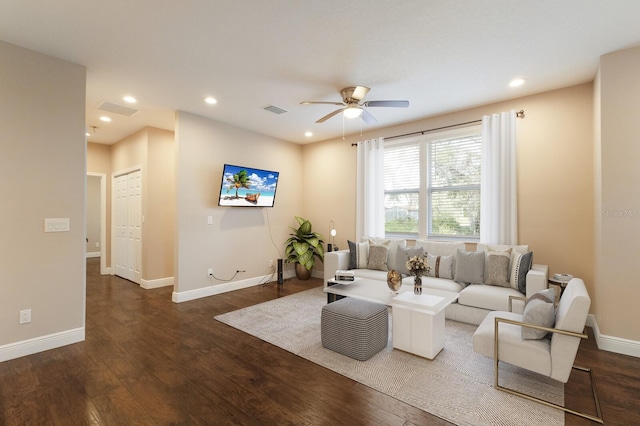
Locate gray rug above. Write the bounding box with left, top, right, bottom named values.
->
left=215, top=287, right=564, bottom=426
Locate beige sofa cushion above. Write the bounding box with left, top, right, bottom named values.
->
left=458, top=284, right=524, bottom=311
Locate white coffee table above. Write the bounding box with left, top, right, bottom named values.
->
left=324, top=278, right=459, bottom=359
left=391, top=290, right=459, bottom=359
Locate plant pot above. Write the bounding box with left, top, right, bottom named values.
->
left=295, top=263, right=312, bottom=280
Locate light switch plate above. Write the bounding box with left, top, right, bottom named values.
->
left=44, top=218, right=70, bottom=232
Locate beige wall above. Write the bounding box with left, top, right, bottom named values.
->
left=144, top=127, right=175, bottom=280
left=174, top=111, right=303, bottom=295
left=95, top=127, right=175, bottom=282
left=0, top=41, right=86, bottom=352
left=304, top=83, right=595, bottom=290
left=595, top=46, right=640, bottom=342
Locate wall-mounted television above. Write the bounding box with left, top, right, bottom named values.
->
left=218, top=164, right=279, bottom=207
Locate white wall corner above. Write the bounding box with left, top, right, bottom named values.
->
left=0, top=327, right=85, bottom=363
left=587, top=314, right=640, bottom=358
left=141, top=276, right=174, bottom=290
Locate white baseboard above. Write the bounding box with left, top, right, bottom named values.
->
left=86, top=252, right=100, bottom=258
left=141, top=276, right=174, bottom=289
left=0, top=327, right=85, bottom=362
left=587, top=314, right=640, bottom=358
left=172, top=270, right=296, bottom=303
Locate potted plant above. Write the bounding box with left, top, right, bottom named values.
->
left=284, top=216, right=325, bottom=280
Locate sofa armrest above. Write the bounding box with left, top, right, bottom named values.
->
left=525, top=264, right=549, bottom=298
left=323, top=250, right=351, bottom=287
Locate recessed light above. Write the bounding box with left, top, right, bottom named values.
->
left=100, top=116, right=112, bottom=122
left=305, top=131, right=313, bottom=137
left=509, top=78, right=526, bottom=87
left=86, top=132, right=91, bottom=137
left=204, top=96, right=217, bottom=105
left=123, top=95, right=137, bottom=103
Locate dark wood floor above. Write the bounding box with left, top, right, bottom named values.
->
left=0, top=258, right=638, bottom=425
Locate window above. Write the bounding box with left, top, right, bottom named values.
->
left=384, top=126, right=482, bottom=240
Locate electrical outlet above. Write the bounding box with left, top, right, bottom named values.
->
left=208, top=268, right=213, bottom=277
left=19, top=309, right=31, bottom=324
left=269, top=259, right=273, bottom=268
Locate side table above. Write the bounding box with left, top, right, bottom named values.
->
left=548, top=274, right=573, bottom=302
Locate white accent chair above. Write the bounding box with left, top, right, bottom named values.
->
left=472, top=278, right=603, bottom=424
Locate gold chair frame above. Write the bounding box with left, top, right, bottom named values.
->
left=493, top=300, right=604, bottom=424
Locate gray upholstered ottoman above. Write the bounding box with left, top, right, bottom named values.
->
left=321, top=297, right=389, bottom=361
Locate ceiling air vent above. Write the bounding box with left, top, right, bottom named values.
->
left=98, top=101, right=139, bottom=117
left=263, top=105, right=288, bottom=114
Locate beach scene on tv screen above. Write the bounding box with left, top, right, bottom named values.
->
left=219, top=165, right=278, bottom=207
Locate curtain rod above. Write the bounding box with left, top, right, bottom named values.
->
left=351, top=109, right=525, bottom=146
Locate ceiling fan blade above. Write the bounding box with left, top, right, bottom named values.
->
left=351, top=86, right=370, bottom=101
left=363, top=100, right=409, bottom=108
left=361, top=109, right=377, bottom=124
left=300, top=101, right=345, bottom=106
left=316, top=108, right=344, bottom=123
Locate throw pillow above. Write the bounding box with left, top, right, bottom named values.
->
left=522, top=287, right=556, bottom=340
left=367, top=238, right=406, bottom=270
left=395, top=246, right=424, bottom=275
left=347, top=240, right=369, bottom=269
left=485, top=250, right=511, bottom=287
left=453, top=250, right=485, bottom=285
left=367, top=243, right=389, bottom=271
left=426, top=253, right=454, bottom=279
left=511, top=251, right=533, bottom=293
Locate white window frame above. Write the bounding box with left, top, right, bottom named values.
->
left=384, top=125, right=482, bottom=241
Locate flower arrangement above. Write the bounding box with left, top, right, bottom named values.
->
left=406, top=255, right=431, bottom=277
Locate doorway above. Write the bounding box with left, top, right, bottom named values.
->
left=87, top=172, right=108, bottom=275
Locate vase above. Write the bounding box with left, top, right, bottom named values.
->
left=294, top=263, right=312, bottom=280
left=386, top=270, right=402, bottom=293
left=414, top=275, right=422, bottom=295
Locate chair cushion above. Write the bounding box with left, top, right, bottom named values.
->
left=473, top=311, right=552, bottom=377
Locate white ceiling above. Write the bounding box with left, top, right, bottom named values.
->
left=2, top=1, right=640, bottom=145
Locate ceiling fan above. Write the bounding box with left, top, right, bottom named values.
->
left=301, top=86, right=409, bottom=124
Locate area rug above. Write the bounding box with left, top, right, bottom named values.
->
left=215, top=287, right=564, bottom=426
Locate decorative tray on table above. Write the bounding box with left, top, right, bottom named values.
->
left=552, top=273, right=573, bottom=282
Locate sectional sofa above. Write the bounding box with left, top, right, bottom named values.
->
left=323, top=239, right=548, bottom=325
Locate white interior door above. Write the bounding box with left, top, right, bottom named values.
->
left=113, top=170, right=142, bottom=284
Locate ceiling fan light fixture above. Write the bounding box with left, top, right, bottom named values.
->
left=343, top=105, right=362, bottom=119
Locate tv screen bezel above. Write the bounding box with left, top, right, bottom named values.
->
left=217, top=164, right=279, bottom=208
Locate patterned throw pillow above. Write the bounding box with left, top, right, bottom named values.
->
left=485, top=250, right=511, bottom=287
left=522, top=287, right=556, bottom=340
left=511, top=251, right=533, bottom=293
left=426, top=253, right=454, bottom=279
left=347, top=240, right=369, bottom=269
left=367, top=243, right=389, bottom=271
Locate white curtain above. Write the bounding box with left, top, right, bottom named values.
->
left=480, top=110, right=518, bottom=245
left=356, top=138, right=385, bottom=241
